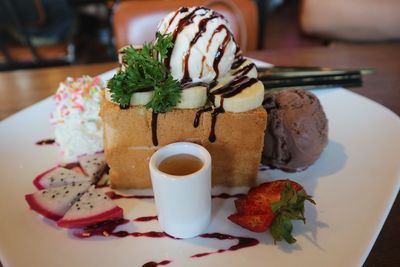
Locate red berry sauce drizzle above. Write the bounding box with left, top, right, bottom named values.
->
left=132, top=216, right=260, bottom=259
left=142, top=260, right=172, bottom=267
left=106, top=191, right=154, bottom=200
left=36, top=138, right=56, bottom=145
left=212, top=193, right=246, bottom=199
left=106, top=191, right=245, bottom=200
left=134, top=216, right=158, bottom=222
left=193, top=233, right=259, bottom=258
left=37, top=163, right=260, bottom=267
left=73, top=217, right=259, bottom=267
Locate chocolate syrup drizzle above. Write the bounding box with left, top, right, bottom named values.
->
left=212, top=25, right=231, bottom=80
left=151, top=112, right=159, bottom=146
left=164, top=7, right=233, bottom=82
left=232, top=63, right=256, bottom=76
left=149, top=7, right=256, bottom=145
left=209, top=105, right=224, bottom=142
left=200, top=56, right=206, bottom=78
left=181, top=81, right=208, bottom=89
left=166, top=7, right=187, bottom=31
left=182, top=12, right=224, bottom=82
left=141, top=59, right=255, bottom=145
left=234, top=42, right=241, bottom=56
left=163, top=7, right=188, bottom=68
left=205, top=76, right=258, bottom=142
left=165, top=7, right=205, bottom=68
left=211, top=76, right=258, bottom=97
left=230, top=57, right=246, bottom=70
left=193, top=106, right=212, bottom=128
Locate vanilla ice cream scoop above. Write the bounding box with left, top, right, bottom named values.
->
left=157, top=7, right=238, bottom=83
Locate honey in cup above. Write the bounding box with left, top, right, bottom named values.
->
left=158, top=154, right=203, bottom=176
left=149, top=142, right=211, bottom=238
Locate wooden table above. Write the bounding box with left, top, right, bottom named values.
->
left=0, top=63, right=117, bottom=120
left=0, top=44, right=399, bottom=266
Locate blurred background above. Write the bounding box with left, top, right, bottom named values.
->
left=0, top=0, right=399, bottom=71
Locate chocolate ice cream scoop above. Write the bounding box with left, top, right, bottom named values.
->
left=262, top=89, right=328, bottom=172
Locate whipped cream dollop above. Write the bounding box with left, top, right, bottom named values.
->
left=51, top=76, right=104, bottom=162
left=157, top=7, right=237, bottom=83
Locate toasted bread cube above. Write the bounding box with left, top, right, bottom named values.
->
left=100, top=96, right=267, bottom=189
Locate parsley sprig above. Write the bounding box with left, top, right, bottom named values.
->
left=108, top=32, right=181, bottom=112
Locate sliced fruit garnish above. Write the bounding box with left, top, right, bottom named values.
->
left=25, top=182, right=91, bottom=220
left=228, top=213, right=273, bottom=232
left=78, top=153, right=107, bottom=180
left=228, top=179, right=315, bottom=244
left=33, top=167, right=91, bottom=189
left=57, top=186, right=123, bottom=228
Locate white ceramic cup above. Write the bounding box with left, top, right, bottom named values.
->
left=149, top=142, right=211, bottom=239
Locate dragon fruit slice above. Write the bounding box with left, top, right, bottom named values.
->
left=57, top=186, right=123, bottom=228
left=25, top=182, right=91, bottom=221
left=78, top=153, right=107, bottom=180
left=33, top=167, right=92, bottom=189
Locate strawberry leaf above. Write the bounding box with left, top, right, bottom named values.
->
left=270, top=213, right=297, bottom=244
left=269, top=182, right=315, bottom=244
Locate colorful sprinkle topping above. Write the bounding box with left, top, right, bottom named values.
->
left=51, top=76, right=104, bottom=124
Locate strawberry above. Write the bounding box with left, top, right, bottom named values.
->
left=248, top=180, right=303, bottom=203
left=228, top=179, right=315, bottom=244
left=234, top=197, right=247, bottom=213
left=234, top=195, right=272, bottom=215
left=228, top=214, right=274, bottom=232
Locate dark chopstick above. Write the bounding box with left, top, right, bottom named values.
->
left=257, top=66, right=374, bottom=76
left=257, top=66, right=367, bottom=90
left=262, top=79, right=362, bottom=90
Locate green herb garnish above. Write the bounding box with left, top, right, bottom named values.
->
left=108, top=32, right=181, bottom=112
left=270, top=182, right=316, bottom=244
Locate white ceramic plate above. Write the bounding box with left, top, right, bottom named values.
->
left=1, top=61, right=400, bottom=267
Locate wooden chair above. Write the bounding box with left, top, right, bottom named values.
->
left=112, top=0, right=259, bottom=52
left=0, top=0, right=75, bottom=71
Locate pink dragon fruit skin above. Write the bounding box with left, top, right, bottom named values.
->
left=33, top=166, right=59, bottom=190
left=25, top=194, right=63, bottom=221
left=57, top=186, right=123, bottom=228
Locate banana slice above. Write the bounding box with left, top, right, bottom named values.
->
left=106, top=86, right=207, bottom=109
left=129, top=91, right=154, bottom=105
left=105, top=88, right=154, bottom=106
left=212, top=79, right=264, bottom=113
left=176, top=86, right=207, bottom=109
